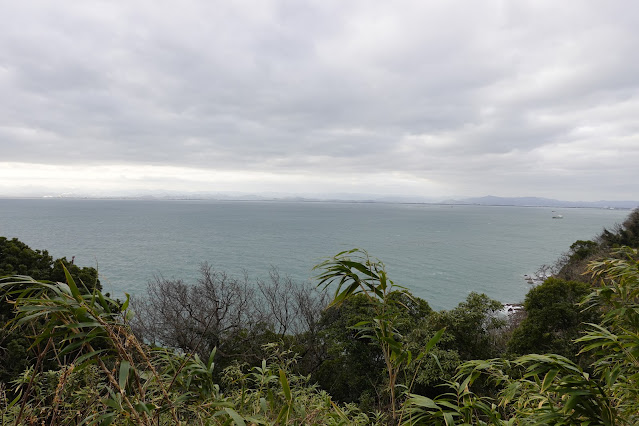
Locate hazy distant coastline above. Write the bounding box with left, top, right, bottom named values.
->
left=3, top=193, right=638, bottom=210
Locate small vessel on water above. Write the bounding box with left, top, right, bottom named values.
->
left=552, top=211, right=564, bottom=219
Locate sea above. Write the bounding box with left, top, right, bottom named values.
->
left=0, top=198, right=631, bottom=311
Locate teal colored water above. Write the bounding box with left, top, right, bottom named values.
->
left=0, top=199, right=630, bottom=310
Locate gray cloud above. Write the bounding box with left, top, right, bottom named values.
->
left=1, top=0, right=638, bottom=200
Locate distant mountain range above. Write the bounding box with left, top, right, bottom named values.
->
left=441, top=196, right=638, bottom=209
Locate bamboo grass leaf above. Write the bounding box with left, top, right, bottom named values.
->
left=207, top=347, right=217, bottom=373
left=63, top=321, right=102, bottom=329
left=279, top=369, right=292, bottom=402
left=134, top=402, right=155, bottom=415
left=541, top=369, right=559, bottom=392
left=57, top=339, right=92, bottom=357
left=408, top=394, right=439, bottom=409
left=443, top=411, right=455, bottom=425
left=96, top=290, right=112, bottom=314
left=259, top=397, right=268, bottom=414
left=15, top=310, right=52, bottom=325
left=124, top=307, right=135, bottom=322
left=120, top=293, right=130, bottom=311
left=223, top=408, right=247, bottom=425
left=277, top=405, right=291, bottom=424
left=7, top=390, right=22, bottom=410
left=424, top=328, right=446, bottom=353
left=338, top=260, right=378, bottom=279
left=119, top=360, right=131, bottom=390
left=62, top=263, right=83, bottom=302
left=96, top=412, right=115, bottom=426
left=74, top=349, right=109, bottom=366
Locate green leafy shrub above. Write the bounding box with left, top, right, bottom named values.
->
left=315, top=249, right=444, bottom=423
left=508, top=277, right=599, bottom=361
left=405, top=247, right=639, bottom=425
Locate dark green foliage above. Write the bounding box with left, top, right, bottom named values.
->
left=557, top=208, right=639, bottom=281
left=508, top=277, right=598, bottom=360
left=385, top=290, right=434, bottom=332
left=0, top=237, right=101, bottom=386
left=0, top=237, right=100, bottom=291
left=599, top=209, right=639, bottom=248
left=50, top=257, right=99, bottom=290
left=0, top=331, right=29, bottom=383
left=312, top=250, right=505, bottom=410
left=0, top=237, right=54, bottom=280
left=431, top=292, right=505, bottom=361
left=401, top=293, right=504, bottom=399
left=408, top=247, right=639, bottom=425
left=314, top=249, right=444, bottom=422
left=568, top=239, right=599, bottom=261
left=312, top=291, right=441, bottom=409
left=313, top=291, right=458, bottom=406
left=312, top=294, right=386, bottom=406
left=556, top=239, right=606, bottom=282
left=403, top=336, right=461, bottom=396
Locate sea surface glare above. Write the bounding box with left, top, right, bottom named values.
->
left=0, top=199, right=630, bottom=310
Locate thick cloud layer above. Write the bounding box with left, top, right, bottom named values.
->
left=1, top=1, right=638, bottom=200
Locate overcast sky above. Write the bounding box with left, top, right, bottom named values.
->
left=1, top=1, right=638, bottom=201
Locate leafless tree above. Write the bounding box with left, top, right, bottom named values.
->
left=131, top=264, right=328, bottom=368
left=255, top=268, right=329, bottom=337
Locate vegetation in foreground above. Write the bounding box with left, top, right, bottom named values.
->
left=0, top=209, right=637, bottom=424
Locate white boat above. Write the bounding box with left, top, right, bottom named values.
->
left=552, top=211, right=563, bottom=219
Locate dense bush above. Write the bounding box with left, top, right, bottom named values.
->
left=405, top=247, right=639, bottom=425
left=508, top=277, right=600, bottom=362
left=0, top=237, right=100, bottom=384
left=0, top=237, right=99, bottom=290
left=555, top=208, right=639, bottom=281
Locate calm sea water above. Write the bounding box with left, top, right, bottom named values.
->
left=0, top=199, right=630, bottom=310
